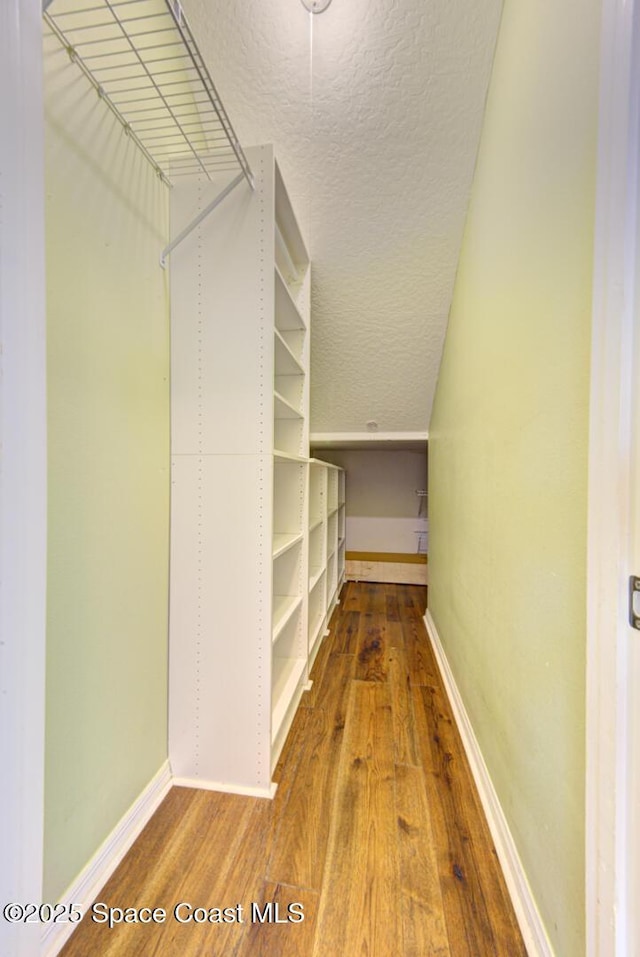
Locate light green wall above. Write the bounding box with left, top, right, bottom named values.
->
left=43, top=31, right=170, bottom=900
left=428, top=1, right=599, bottom=954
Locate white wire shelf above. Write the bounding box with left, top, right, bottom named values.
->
left=43, top=0, right=253, bottom=189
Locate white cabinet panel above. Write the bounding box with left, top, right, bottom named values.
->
left=171, top=175, right=275, bottom=456
left=169, top=146, right=312, bottom=793
left=169, top=454, right=273, bottom=791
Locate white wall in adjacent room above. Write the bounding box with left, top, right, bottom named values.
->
left=313, top=449, right=427, bottom=553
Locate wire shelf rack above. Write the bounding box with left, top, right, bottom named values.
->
left=43, top=0, right=253, bottom=189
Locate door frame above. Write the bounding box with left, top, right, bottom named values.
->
left=586, top=0, right=640, bottom=953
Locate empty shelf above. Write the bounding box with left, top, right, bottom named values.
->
left=271, top=656, right=306, bottom=745
left=274, top=450, right=307, bottom=464
left=274, top=329, right=304, bottom=375
left=275, top=267, right=306, bottom=331
left=309, top=614, right=325, bottom=658
left=275, top=162, right=309, bottom=272
left=274, top=391, right=303, bottom=420
left=309, top=566, right=325, bottom=592
left=272, top=594, right=303, bottom=643
left=272, top=532, right=303, bottom=560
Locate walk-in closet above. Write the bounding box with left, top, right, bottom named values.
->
left=2, top=0, right=608, bottom=955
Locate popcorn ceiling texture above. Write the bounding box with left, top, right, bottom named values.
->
left=183, top=0, right=503, bottom=433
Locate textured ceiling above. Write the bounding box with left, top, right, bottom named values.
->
left=184, top=0, right=503, bottom=435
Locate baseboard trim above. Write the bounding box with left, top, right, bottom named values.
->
left=171, top=776, right=277, bottom=800
left=424, top=609, right=554, bottom=957
left=41, top=760, right=172, bottom=957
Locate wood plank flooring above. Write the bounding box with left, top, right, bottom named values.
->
left=59, top=583, right=527, bottom=956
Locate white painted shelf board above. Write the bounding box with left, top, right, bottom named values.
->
left=274, top=391, right=302, bottom=420
left=271, top=656, right=307, bottom=745
left=309, top=516, right=323, bottom=532
left=310, top=431, right=428, bottom=451
left=309, top=567, right=325, bottom=592
left=328, top=505, right=339, bottom=517
left=274, top=450, right=307, bottom=464
left=275, top=267, right=306, bottom=331
left=309, top=615, right=325, bottom=657
left=273, top=532, right=303, bottom=560
left=275, top=225, right=303, bottom=291
left=274, top=329, right=304, bottom=375
left=272, top=595, right=303, bottom=643
left=275, top=162, right=309, bottom=269
left=328, top=546, right=336, bottom=561
left=338, top=536, right=345, bottom=547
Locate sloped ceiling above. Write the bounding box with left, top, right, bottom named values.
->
left=184, top=0, right=503, bottom=436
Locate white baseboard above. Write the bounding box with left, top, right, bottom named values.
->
left=424, top=610, right=554, bottom=957
left=171, top=776, right=277, bottom=800
left=41, top=760, right=172, bottom=957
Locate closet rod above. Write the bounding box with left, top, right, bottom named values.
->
left=159, top=170, right=250, bottom=267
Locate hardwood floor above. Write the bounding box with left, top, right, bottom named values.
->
left=60, top=583, right=527, bottom=956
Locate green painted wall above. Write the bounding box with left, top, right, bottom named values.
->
left=428, top=1, right=599, bottom=954
left=43, top=31, right=170, bottom=900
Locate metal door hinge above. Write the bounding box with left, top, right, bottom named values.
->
left=630, top=576, right=640, bottom=630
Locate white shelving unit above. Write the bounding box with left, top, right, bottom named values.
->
left=338, top=469, right=347, bottom=589
left=272, top=457, right=307, bottom=761
left=326, top=465, right=340, bottom=612
left=306, top=459, right=345, bottom=668
left=169, top=144, right=311, bottom=795
left=308, top=461, right=328, bottom=666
